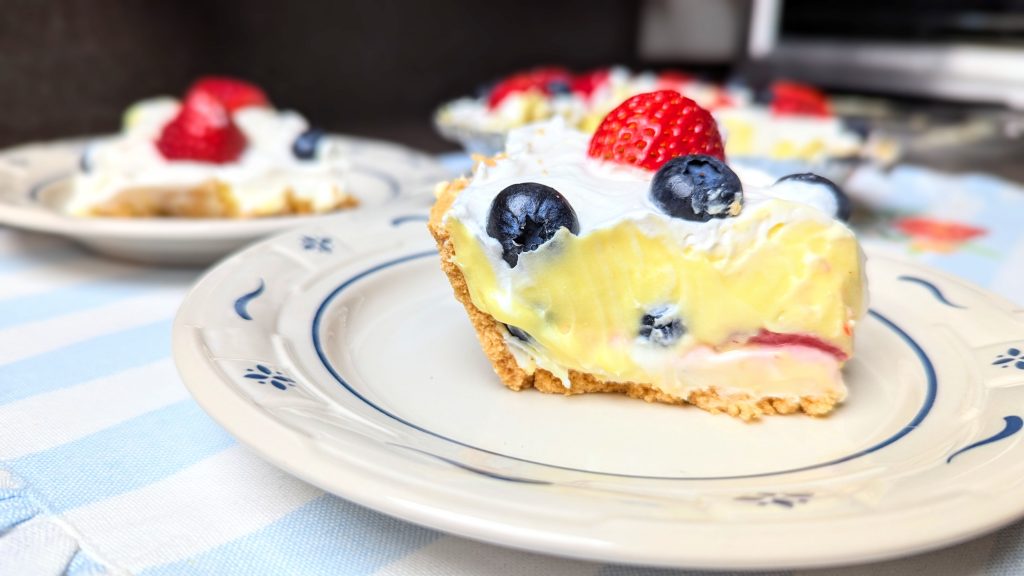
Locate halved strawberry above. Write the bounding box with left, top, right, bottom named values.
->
left=487, top=67, right=572, bottom=109
left=188, top=76, right=270, bottom=113
left=770, top=81, right=830, bottom=117
left=155, top=90, right=246, bottom=163
left=587, top=90, right=725, bottom=170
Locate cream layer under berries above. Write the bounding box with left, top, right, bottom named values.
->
left=430, top=91, right=866, bottom=420
left=70, top=77, right=355, bottom=218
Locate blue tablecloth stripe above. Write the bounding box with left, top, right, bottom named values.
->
left=10, top=401, right=235, bottom=513
left=0, top=488, right=38, bottom=530
left=0, top=275, right=171, bottom=330
left=0, top=319, right=172, bottom=405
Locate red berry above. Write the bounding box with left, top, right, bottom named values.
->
left=750, top=330, right=848, bottom=361
left=487, top=67, right=572, bottom=108
left=155, top=90, right=247, bottom=163
left=188, top=76, right=270, bottom=113
left=705, top=88, right=736, bottom=110
left=654, top=70, right=694, bottom=90
left=587, top=90, right=725, bottom=171
left=569, top=69, right=610, bottom=98
left=770, top=81, right=830, bottom=117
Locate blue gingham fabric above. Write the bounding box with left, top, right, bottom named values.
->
left=2, top=160, right=1024, bottom=576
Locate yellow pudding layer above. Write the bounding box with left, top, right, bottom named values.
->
left=446, top=201, right=864, bottom=386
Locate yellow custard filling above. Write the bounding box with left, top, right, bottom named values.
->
left=446, top=201, right=864, bottom=385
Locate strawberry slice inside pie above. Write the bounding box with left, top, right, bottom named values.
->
left=429, top=91, right=866, bottom=420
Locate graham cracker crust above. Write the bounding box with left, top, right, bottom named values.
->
left=84, top=181, right=358, bottom=218
left=428, top=178, right=841, bottom=421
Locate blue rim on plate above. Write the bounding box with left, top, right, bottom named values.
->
left=310, top=250, right=938, bottom=482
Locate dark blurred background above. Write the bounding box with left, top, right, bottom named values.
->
left=0, top=0, right=650, bottom=151
left=1, top=0, right=1022, bottom=178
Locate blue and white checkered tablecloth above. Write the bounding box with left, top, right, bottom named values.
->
left=3, top=159, right=1024, bottom=576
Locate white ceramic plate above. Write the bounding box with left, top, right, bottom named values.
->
left=173, top=203, right=1024, bottom=570
left=0, top=136, right=449, bottom=265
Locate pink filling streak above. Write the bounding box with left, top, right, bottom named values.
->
left=748, top=330, right=848, bottom=361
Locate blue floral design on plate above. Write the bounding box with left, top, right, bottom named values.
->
left=233, top=279, right=265, bottom=321
left=993, top=348, right=1024, bottom=370
left=244, top=364, right=296, bottom=391
left=947, top=416, right=1023, bottom=464
left=301, top=235, right=333, bottom=253
left=734, top=492, right=813, bottom=509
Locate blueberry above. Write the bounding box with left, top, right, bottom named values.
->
left=638, top=306, right=685, bottom=346
left=486, top=182, right=580, bottom=267
left=650, top=155, right=743, bottom=222
left=292, top=128, right=325, bottom=160
left=753, top=86, right=773, bottom=105
left=841, top=117, right=871, bottom=139
left=79, top=146, right=92, bottom=173
left=474, top=81, right=496, bottom=99
left=724, top=76, right=748, bottom=94
left=504, top=324, right=532, bottom=342
left=774, top=173, right=851, bottom=221
left=546, top=80, right=571, bottom=95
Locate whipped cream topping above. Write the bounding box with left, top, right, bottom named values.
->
left=446, top=119, right=844, bottom=259
left=69, top=98, right=350, bottom=216
left=443, top=93, right=585, bottom=133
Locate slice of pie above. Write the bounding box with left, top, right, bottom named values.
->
left=429, top=91, right=866, bottom=420
left=68, top=76, right=356, bottom=218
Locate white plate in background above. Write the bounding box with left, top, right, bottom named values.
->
left=0, top=136, right=449, bottom=265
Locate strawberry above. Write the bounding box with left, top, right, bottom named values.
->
left=187, top=76, right=270, bottom=113
left=569, top=68, right=610, bottom=98
left=705, top=88, right=736, bottom=110
left=487, top=67, right=571, bottom=108
left=587, top=90, right=725, bottom=170
left=770, top=81, right=830, bottom=117
left=155, top=90, right=246, bottom=163
left=749, top=330, right=848, bottom=361
left=654, top=70, right=694, bottom=90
